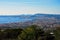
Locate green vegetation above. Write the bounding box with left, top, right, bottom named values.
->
left=0, top=25, right=60, bottom=40
left=0, top=28, right=22, bottom=40
left=18, top=25, right=45, bottom=40
left=54, top=27, right=60, bottom=40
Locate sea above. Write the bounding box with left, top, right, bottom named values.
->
left=0, top=16, right=31, bottom=24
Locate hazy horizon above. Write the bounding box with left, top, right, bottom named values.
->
left=0, top=0, right=60, bottom=15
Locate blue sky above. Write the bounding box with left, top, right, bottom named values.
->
left=0, top=0, right=60, bottom=15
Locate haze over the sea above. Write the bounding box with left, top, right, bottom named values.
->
left=0, top=0, right=60, bottom=15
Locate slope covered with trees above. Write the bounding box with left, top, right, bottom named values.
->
left=0, top=25, right=60, bottom=40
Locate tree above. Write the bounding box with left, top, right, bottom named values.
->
left=4, top=28, right=23, bottom=39
left=18, top=25, right=45, bottom=40
left=54, top=27, right=60, bottom=40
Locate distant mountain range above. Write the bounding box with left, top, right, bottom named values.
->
left=0, top=13, right=60, bottom=29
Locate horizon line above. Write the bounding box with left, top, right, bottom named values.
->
left=0, top=13, right=60, bottom=16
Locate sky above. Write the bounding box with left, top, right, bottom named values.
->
left=0, top=0, right=60, bottom=15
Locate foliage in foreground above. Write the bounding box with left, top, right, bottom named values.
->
left=54, top=27, right=60, bottom=40
left=0, top=25, right=60, bottom=40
